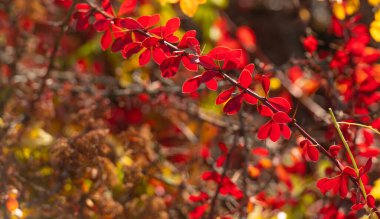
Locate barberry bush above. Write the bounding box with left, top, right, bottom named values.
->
left=1, top=0, right=380, bottom=218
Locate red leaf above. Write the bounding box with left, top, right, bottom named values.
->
left=316, top=177, right=339, bottom=194
left=201, top=171, right=218, bottom=181
left=372, top=118, right=380, bottom=129
left=122, top=42, right=142, bottom=59
left=360, top=158, right=372, bottom=176
left=351, top=203, right=365, bottom=210
left=182, top=55, right=198, bottom=71
left=216, top=87, right=234, bottom=105
left=222, top=50, right=241, bottom=70
left=339, top=176, right=348, bottom=198
left=200, top=146, right=210, bottom=159
left=111, top=34, right=132, bottom=52
left=152, top=47, right=167, bottom=65
left=55, top=0, right=73, bottom=8
left=268, top=97, right=291, bottom=112
left=115, top=18, right=142, bottom=30
left=222, top=57, right=240, bottom=70
left=207, top=46, right=232, bottom=60
left=343, top=166, right=357, bottom=178
left=139, top=49, right=151, bottom=66
left=160, top=56, right=181, bottom=78
left=306, top=145, right=319, bottom=161
left=216, top=155, right=226, bottom=167
left=75, top=3, right=90, bottom=11
left=243, top=93, right=258, bottom=105
left=303, top=35, right=318, bottom=53
left=236, top=26, right=256, bottom=51
left=238, top=69, right=252, bottom=88
left=367, top=194, right=376, bottom=208
left=118, top=0, right=137, bottom=16
left=100, top=29, right=112, bottom=50
left=137, top=14, right=160, bottom=29
left=272, top=112, right=292, bottom=123
left=165, top=18, right=180, bottom=36
left=142, top=37, right=159, bottom=47
left=359, top=147, right=380, bottom=157
left=187, top=37, right=201, bottom=55
left=261, top=75, right=270, bottom=95
left=101, top=0, right=114, bottom=15
left=223, top=94, right=243, bottom=115
left=178, top=30, right=197, bottom=48
left=243, top=63, right=255, bottom=74
left=205, top=78, right=218, bottom=91
left=269, top=122, right=281, bottom=142
left=251, top=147, right=269, bottom=157
left=93, top=19, right=110, bottom=31
left=226, top=49, right=242, bottom=60
left=189, top=204, right=208, bottom=219
left=219, top=143, right=228, bottom=153
left=257, top=105, right=274, bottom=117
left=76, top=16, right=90, bottom=31
left=299, top=139, right=311, bottom=148
left=199, top=55, right=218, bottom=70
left=165, top=35, right=179, bottom=43
left=280, top=124, right=291, bottom=139
left=182, top=76, right=202, bottom=93
left=257, top=121, right=272, bottom=140
left=201, top=70, right=218, bottom=82
left=189, top=192, right=209, bottom=202
left=329, top=145, right=341, bottom=157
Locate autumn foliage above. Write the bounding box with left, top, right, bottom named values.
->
left=1, top=0, right=380, bottom=218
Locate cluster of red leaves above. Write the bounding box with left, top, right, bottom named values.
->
left=71, top=0, right=293, bottom=144
left=329, top=16, right=380, bottom=107
left=69, top=1, right=380, bottom=218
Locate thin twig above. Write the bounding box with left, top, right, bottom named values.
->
left=329, top=108, right=367, bottom=199
left=337, top=122, right=380, bottom=136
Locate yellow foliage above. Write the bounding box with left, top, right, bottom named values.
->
left=369, top=0, right=380, bottom=6
left=370, top=19, right=380, bottom=42
left=0, top=117, right=4, bottom=128
left=270, top=77, right=281, bottom=91
left=371, top=179, right=380, bottom=199
left=332, top=0, right=360, bottom=20
left=157, top=0, right=206, bottom=17
left=23, top=127, right=53, bottom=147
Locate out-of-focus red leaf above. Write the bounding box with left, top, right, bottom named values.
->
left=252, top=147, right=269, bottom=157
left=367, top=195, right=376, bottom=208
left=118, top=0, right=137, bottom=17
left=236, top=25, right=256, bottom=52
left=317, top=177, right=340, bottom=194
left=329, top=145, right=341, bottom=157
